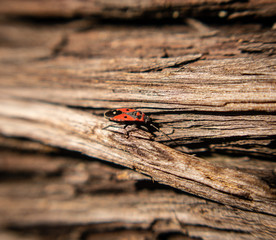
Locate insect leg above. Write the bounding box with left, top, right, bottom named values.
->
left=103, top=124, right=124, bottom=130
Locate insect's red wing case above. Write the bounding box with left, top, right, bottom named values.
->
left=111, top=113, right=137, bottom=122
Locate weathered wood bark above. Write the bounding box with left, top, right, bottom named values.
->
left=0, top=0, right=275, bottom=239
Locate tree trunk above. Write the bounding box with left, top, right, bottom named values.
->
left=0, top=0, right=275, bottom=239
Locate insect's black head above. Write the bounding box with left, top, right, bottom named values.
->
left=104, top=109, right=122, bottom=119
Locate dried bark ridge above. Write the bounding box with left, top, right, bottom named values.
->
left=0, top=98, right=275, bottom=213
left=1, top=56, right=275, bottom=111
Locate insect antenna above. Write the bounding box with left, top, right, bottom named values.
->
left=149, top=123, right=183, bottom=152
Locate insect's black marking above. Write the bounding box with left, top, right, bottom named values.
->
left=126, top=111, right=139, bottom=119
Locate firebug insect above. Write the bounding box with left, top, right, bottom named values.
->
left=104, top=108, right=176, bottom=145
left=104, top=108, right=151, bottom=125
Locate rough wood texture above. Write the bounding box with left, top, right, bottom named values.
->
left=0, top=1, right=275, bottom=239
left=0, top=137, right=275, bottom=240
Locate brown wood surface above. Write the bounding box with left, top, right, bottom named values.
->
left=0, top=1, right=275, bottom=239
left=0, top=0, right=275, bottom=19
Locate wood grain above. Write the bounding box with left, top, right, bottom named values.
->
left=0, top=98, right=275, bottom=214
left=0, top=138, right=275, bottom=240
left=0, top=5, right=275, bottom=239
